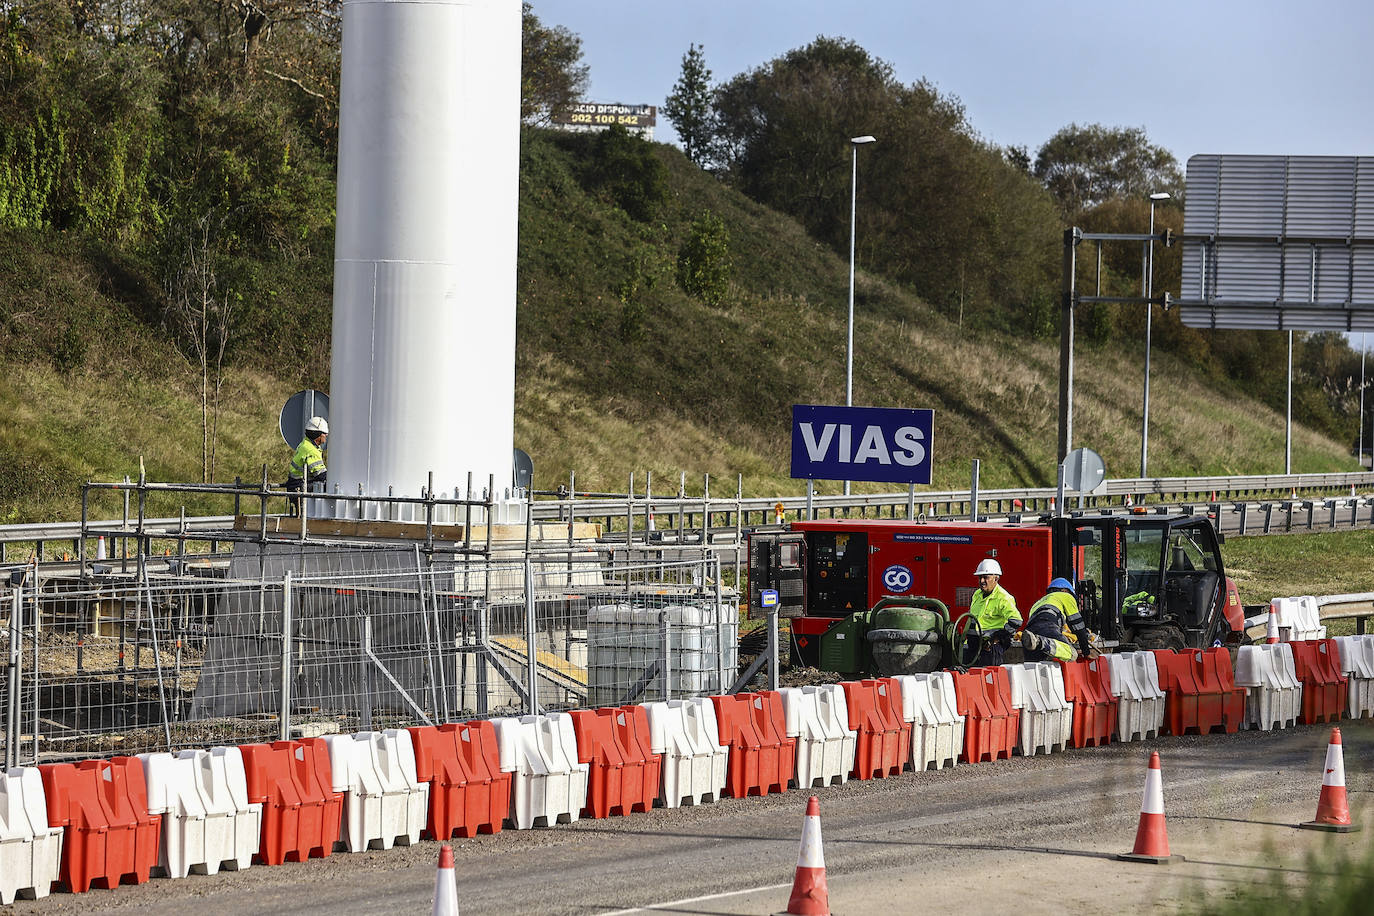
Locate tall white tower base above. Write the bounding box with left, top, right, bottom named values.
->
left=329, top=0, right=521, bottom=520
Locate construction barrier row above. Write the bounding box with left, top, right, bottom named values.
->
left=7, top=634, right=1374, bottom=900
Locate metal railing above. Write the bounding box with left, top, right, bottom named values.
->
left=4, top=469, right=1374, bottom=574
left=1, top=545, right=738, bottom=767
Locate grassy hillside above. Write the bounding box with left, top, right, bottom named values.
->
left=0, top=130, right=1360, bottom=524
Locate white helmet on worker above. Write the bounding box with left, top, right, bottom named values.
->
left=305, top=416, right=329, bottom=436
left=974, top=559, right=1002, bottom=577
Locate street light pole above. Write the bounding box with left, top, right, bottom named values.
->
left=844, top=135, right=875, bottom=497
left=1141, top=191, right=1170, bottom=478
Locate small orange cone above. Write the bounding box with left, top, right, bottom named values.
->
left=775, top=797, right=830, bottom=916
left=432, top=844, right=459, bottom=915
left=1265, top=608, right=1281, bottom=645
left=1118, top=752, right=1183, bottom=864
left=1300, top=728, right=1361, bottom=833
left=95, top=536, right=106, bottom=561
left=774, top=501, right=786, bottom=525
left=647, top=509, right=656, bottom=531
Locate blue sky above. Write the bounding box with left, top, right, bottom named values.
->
left=531, top=0, right=1374, bottom=164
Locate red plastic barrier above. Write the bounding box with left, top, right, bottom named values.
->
left=711, top=692, right=793, bottom=797
left=1151, top=650, right=1207, bottom=736
left=600, top=705, right=661, bottom=814
left=1060, top=658, right=1117, bottom=747
left=569, top=710, right=626, bottom=818
left=1289, top=639, right=1349, bottom=724
left=840, top=680, right=901, bottom=778
left=1192, top=647, right=1246, bottom=734
left=239, top=740, right=344, bottom=865
left=951, top=667, right=1019, bottom=763
left=39, top=757, right=161, bottom=893
left=862, top=678, right=913, bottom=775
left=408, top=720, right=511, bottom=839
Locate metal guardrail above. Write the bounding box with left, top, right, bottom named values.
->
left=4, top=470, right=1374, bottom=567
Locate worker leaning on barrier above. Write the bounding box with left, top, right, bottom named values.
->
left=966, top=559, right=1021, bottom=666
left=1019, top=577, right=1095, bottom=662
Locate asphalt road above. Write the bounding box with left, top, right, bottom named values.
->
left=14, top=718, right=1373, bottom=915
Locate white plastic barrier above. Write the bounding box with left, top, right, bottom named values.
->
left=780, top=685, right=856, bottom=788
left=895, top=672, right=965, bottom=771
left=1270, top=596, right=1327, bottom=641
left=0, top=767, right=62, bottom=904
left=1333, top=635, right=1374, bottom=719
left=137, top=747, right=261, bottom=878
left=643, top=697, right=729, bottom=807
left=322, top=730, right=429, bottom=851
left=1005, top=663, right=1071, bottom=756
left=492, top=713, right=589, bottom=829
left=1106, top=652, right=1167, bottom=742
left=1233, top=644, right=1303, bottom=730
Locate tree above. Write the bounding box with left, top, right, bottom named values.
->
left=163, top=211, right=235, bottom=483
left=663, top=43, right=714, bottom=166
left=1034, top=124, right=1183, bottom=216
left=521, top=2, right=588, bottom=125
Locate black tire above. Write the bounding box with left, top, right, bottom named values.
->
left=1130, top=625, right=1186, bottom=652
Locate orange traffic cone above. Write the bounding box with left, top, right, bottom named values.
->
left=432, top=844, right=459, bottom=915
left=647, top=509, right=656, bottom=531
left=1300, top=728, right=1361, bottom=833
left=1265, top=608, right=1280, bottom=645
left=775, top=797, right=830, bottom=916
left=1118, top=752, right=1183, bottom=864
left=774, top=502, right=786, bottom=525
left=95, top=536, right=106, bottom=561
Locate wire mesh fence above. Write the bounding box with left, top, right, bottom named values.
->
left=1, top=544, right=739, bottom=766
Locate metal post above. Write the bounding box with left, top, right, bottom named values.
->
left=969, top=459, right=980, bottom=523
left=1056, top=465, right=1067, bottom=519
left=806, top=480, right=815, bottom=521
left=360, top=615, right=374, bottom=731
left=713, top=559, right=727, bottom=695
left=907, top=483, right=915, bottom=520
left=766, top=608, right=779, bottom=691
left=1141, top=201, right=1158, bottom=477
left=524, top=557, right=539, bottom=715
left=1286, top=329, right=1293, bottom=474
left=1057, top=228, right=1080, bottom=464
left=280, top=572, right=293, bottom=740
left=7, top=589, right=21, bottom=768
left=659, top=611, right=672, bottom=701
left=1362, top=335, right=1368, bottom=469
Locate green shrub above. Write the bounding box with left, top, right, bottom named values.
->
left=677, top=210, right=732, bottom=306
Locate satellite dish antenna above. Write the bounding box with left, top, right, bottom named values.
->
left=1061, top=446, right=1107, bottom=495
left=513, top=448, right=533, bottom=492
left=279, top=390, right=330, bottom=447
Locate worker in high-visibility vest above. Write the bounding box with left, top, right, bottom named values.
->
left=1019, top=577, right=1095, bottom=662
left=286, top=416, right=328, bottom=515
left=965, top=559, right=1020, bottom=666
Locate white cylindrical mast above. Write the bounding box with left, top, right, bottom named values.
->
left=329, top=0, right=520, bottom=518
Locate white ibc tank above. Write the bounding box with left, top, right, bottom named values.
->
left=330, top=0, right=521, bottom=517
left=586, top=603, right=739, bottom=707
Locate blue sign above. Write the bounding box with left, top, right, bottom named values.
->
left=790, top=404, right=934, bottom=485
left=881, top=565, right=914, bottom=593
left=760, top=589, right=779, bottom=608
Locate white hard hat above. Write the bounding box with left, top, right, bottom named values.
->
left=305, top=416, right=329, bottom=435
left=974, top=559, right=1002, bottom=577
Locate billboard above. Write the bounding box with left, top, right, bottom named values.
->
left=1177, top=154, right=1374, bottom=331
left=790, top=404, right=934, bottom=485
left=550, top=103, right=656, bottom=139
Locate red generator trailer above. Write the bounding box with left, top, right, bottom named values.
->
left=748, top=514, right=1245, bottom=675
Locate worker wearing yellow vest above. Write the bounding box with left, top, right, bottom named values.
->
left=286, top=416, right=328, bottom=516
left=965, top=559, right=1021, bottom=666
left=1019, top=577, right=1095, bottom=662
